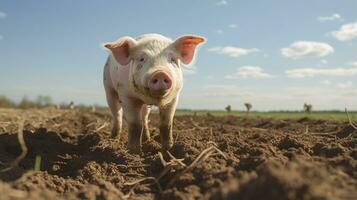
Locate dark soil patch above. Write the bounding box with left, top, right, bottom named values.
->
left=0, top=108, right=356, bottom=199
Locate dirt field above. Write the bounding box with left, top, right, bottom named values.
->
left=0, top=108, right=356, bottom=200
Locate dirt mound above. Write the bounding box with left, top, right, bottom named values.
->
left=0, top=108, right=356, bottom=199
left=208, top=159, right=356, bottom=200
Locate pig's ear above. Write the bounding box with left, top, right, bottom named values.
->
left=173, top=35, right=206, bottom=65
left=103, top=37, right=137, bottom=65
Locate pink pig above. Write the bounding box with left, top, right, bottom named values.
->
left=103, top=34, right=205, bottom=153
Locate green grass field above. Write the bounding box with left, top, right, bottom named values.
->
left=175, top=110, right=357, bottom=121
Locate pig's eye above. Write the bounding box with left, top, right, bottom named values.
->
left=169, top=56, right=178, bottom=65
left=139, top=57, right=146, bottom=62
left=137, top=54, right=147, bottom=63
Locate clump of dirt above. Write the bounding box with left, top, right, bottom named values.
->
left=0, top=108, right=357, bottom=200
left=208, top=158, right=356, bottom=200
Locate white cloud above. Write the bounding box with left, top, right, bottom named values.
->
left=320, top=59, right=328, bottom=64
left=0, top=11, right=6, bottom=19
left=286, top=67, right=357, bottom=78
left=225, top=66, right=273, bottom=79
left=336, top=81, right=353, bottom=89
left=208, top=46, right=260, bottom=57
left=229, top=24, right=237, bottom=28
left=216, top=0, right=227, bottom=6
left=320, top=80, right=331, bottom=86
left=347, top=61, right=357, bottom=66
left=317, top=13, right=341, bottom=22
left=331, top=21, right=357, bottom=41
left=281, top=41, right=334, bottom=59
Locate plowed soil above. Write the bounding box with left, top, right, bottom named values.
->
left=0, top=108, right=356, bottom=200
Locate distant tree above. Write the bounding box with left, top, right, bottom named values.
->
left=0, top=96, right=14, bottom=108
left=225, top=105, right=231, bottom=113
left=36, top=95, right=52, bottom=107
left=244, top=103, right=252, bottom=116
left=303, top=103, right=313, bottom=114
left=18, top=96, right=36, bottom=109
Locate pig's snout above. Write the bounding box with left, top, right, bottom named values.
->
left=148, top=71, right=172, bottom=96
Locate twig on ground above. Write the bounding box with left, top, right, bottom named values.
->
left=304, top=125, right=309, bottom=134
left=158, top=152, right=167, bottom=167
left=156, top=152, right=186, bottom=181
left=166, top=145, right=226, bottom=187
left=95, top=122, right=108, bottom=132
left=0, top=119, right=27, bottom=172
left=345, top=108, right=357, bottom=130
left=268, top=146, right=277, bottom=156
left=166, top=151, right=186, bottom=167
left=207, top=141, right=218, bottom=147
left=0, top=125, right=7, bottom=132
left=85, top=122, right=96, bottom=128
left=124, top=177, right=157, bottom=186
left=123, top=176, right=162, bottom=198
left=207, top=141, right=228, bottom=160
left=209, top=128, right=214, bottom=139
left=211, top=146, right=227, bottom=160
left=0, top=121, right=12, bottom=132
left=189, top=118, right=208, bottom=130
left=156, top=165, right=172, bottom=181
left=123, top=164, right=150, bottom=168
left=174, top=119, right=185, bottom=128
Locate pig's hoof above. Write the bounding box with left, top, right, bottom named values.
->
left=111, top=128, right=120, bottom=138
left=142, top=132, right=151, bottom=142
left=161, top=141, right=173, bottom=151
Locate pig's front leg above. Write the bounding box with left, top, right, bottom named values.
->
left=104, top=86, right=123, bottom=138
left=159, top=97, right=178, bottom=150
left=141, top=105, right=151, bottom=142
left=121, top=97, right=144, bottom=154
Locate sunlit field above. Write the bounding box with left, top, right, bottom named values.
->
left=175, top=110, right=357, bottom=121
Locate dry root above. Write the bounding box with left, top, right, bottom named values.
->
left=165, top=145, right=227, bottom=187
left=190, top=117, right=209, bottom=130
left=123, top=177, right=162, bottom=199
left=345, top=108, right=357, bottom=130
left=157, top=151, right=186, bottom=181
left=0, top=119, right=27, bottom=172
left=95, top=122, right=109, bottom=132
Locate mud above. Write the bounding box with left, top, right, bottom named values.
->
left=0, top=108, right=356, bottom=200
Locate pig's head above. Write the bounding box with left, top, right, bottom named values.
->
left=104, top=34, right=205, bottom=106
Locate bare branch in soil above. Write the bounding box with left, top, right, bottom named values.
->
left=156, top=151, right=186, bottom=181
left=123, top=176, right=162, bottom=197
left=0, top=119, right=27, bottom=172
left=345, top=108, right=357, bottom=130
left=190, top=118, right=208, bottom=130
left=158, top=152, right=167, bottom=167
left=95, top=122, right=109, bottom=132
left=166, top=145, right=226, bottom=187
left=166, top=151, right=186, bottom=167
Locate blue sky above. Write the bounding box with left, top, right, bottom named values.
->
left=0, top=0, right=357, bottom=110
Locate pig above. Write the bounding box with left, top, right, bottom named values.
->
left=103, top=34, right=205, bottom=153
